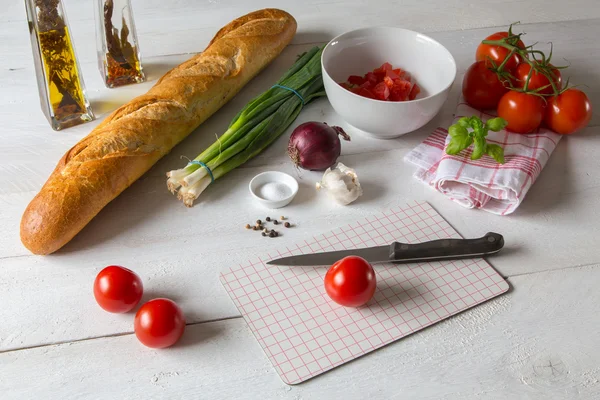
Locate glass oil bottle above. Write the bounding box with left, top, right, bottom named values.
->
left=25, top=0, right=94, bottom=130
left=94, top=0, right=145, bottom=88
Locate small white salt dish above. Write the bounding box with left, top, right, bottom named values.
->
left=249, top=171, right=299, bottom=209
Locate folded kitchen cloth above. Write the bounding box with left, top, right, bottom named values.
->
left=404, top=102, right=562, bottom=215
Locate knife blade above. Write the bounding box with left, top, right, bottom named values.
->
left=266, top=232, right=504, bottom=266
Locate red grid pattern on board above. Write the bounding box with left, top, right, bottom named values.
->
left=220, top=201, right=509, bottom=384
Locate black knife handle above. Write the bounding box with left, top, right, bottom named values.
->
left=389, top=232, right=504, bottom=263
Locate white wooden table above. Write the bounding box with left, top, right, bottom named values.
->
left=1, top=1, right=599, bottom=398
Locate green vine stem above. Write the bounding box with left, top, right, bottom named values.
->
left=482, top=37, right=566, bottom=96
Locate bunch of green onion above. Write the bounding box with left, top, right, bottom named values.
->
left=167, top=46, right=326, bottom=207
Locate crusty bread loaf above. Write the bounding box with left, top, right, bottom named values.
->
left=21, top=9, right=297, bottom=255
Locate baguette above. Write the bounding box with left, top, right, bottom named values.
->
left=20, top=8, right=297, bottom=255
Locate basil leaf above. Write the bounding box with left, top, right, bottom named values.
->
left=486, top=117, right=509, bottom=132
left=457, top=117, right=470, bottom=129
left=446, top=135, right=473, bottom=155
left=446, top=115, right=505, bottom=164
left=486, top=144, right=505, bottom=164
left=448, top=124, right=469, bottom=138
left=471, top=135, right=486, bottom=160
left=470, top=116, right=486, bottom=135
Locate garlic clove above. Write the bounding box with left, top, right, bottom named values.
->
left=316, top=163, right=362, bottom=205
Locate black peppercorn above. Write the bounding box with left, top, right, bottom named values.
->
left=273, top=220, right=279, bottom=225
left=284, top=222, right=291, bottom=228
left=269, top=231, right=275, bottom=238
left=266, top=217, right=271, bottom=222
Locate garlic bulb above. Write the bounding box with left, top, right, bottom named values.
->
left=316, top=163, right=363, bottom=205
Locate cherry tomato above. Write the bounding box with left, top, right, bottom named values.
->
left=476, top=32, right=525, bottom=71
left=514, top=62, right=562, bottom=95
left=544, top=89, right=592, bottom=135
left=340, top=62, right=416, bottom=102
left=497, top=91, right=545, bottom=133
left=134, top=298, right=186, bottom=348
left=324, top=256, right=376, bottom=308
left=93, top=265, right=143, bottom=313
left=462, top=61, right=509, bottom=110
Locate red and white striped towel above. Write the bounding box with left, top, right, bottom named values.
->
left=404, top=103, right=562, bottom=215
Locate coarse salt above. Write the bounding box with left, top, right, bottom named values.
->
left=257, top=182, right=292, bottom=201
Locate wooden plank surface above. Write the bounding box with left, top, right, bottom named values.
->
left=1, top=20, right=599, bottom=352
left=3, top=0, right=600, bottom=62
left=2, top=265, right=599, bottom=399
left=1, top=0, right=599, bottom=398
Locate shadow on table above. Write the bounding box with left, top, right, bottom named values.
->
left=143, top=59, right=189, bottom=81
left=512, top=136, right=572, bottom=216
left=176, top=321, right=224, bottom=349
left=292, top=176, right=318, bottom=206
left=294, top=31, right=330, bottom=45
left=355, top=180, right=386, bottom=205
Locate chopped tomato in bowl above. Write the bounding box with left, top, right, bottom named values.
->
left=321, top=27, right=457, bottom=139
left=339, top=62, right=421, bottom=102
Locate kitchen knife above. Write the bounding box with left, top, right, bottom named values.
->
left=267, top=232, right=504, bottom=266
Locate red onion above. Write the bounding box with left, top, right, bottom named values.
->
left=288, top=122, right=351, bottom=170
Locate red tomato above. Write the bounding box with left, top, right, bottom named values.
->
left=372, top=82, right=390, bottom=100
left=339, top=62, right=417, bottom=102
left=93, top=266, right=143, bottom=313
left=373, top=62, right=393, bottom=79
left=385, top=69, right=400, bottom=80
left=134, top=298, right=186, bottom=348
left=365, top=72, right=378, bottom=86
left=347, top=75, right=365, bottom=86
left=351, top=87, right=375, bottom=99
left=383, top=76, right=394, bottom=88
left=476, top=32, right=525, bottom=71
left=408, top=83, right=421, bottom=100
left=324, top=256, right=376, bottom=308
left=544, top=89, right=592, bottom=135
left=497, top=91, right=545, bottom=133
left=462, top=61, right=509, bottom=110
left=514, top=62, right=562, bottom=95
left=390, top=80, right=411, bottom=101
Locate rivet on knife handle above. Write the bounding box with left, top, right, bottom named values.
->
left=388, top=232, right=504, bottom=263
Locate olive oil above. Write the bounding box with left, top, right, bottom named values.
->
left=39, top=27, right=87, bottom=122
left=26, top=0, right=94, bottom=130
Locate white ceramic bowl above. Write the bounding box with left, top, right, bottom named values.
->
left=322, top=27, right=457, bottom=139
left=249, top=171, right=299, bottom=209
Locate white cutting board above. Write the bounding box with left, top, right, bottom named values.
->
left=220, top=201, right=509, bottom=384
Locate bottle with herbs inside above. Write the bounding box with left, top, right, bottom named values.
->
left=94, top=0, right=145, bottom=88
left=25, top=0, right=94, bottom=130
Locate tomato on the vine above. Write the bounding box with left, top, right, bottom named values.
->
left=476, top=32, right=525, bottom=71
left=497, top=91, right=545, bottom=133
left=93, top=265, right=143, bottom=313
left=544, top=88, right=592, bottom=135
left=514, top=62, right=562, bottom=95
left=462, top=61, right=509, bottom=110
left=324, top=256, right=376, bottom=308
left=134, top=298, right=186, bottom=348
